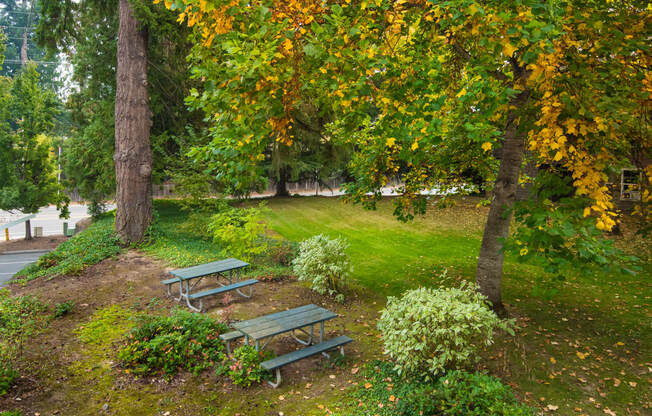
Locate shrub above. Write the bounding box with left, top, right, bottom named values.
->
left=377, top=282, right=513, bottom=379
left=224, top=345, right=274, bottom=387
left=0, top=411, right=23, bottom=416
left=291, top=234, right=350, bottom=299
left=118, top=309, right=228, bottom=377
left=244, top=264, right=294, bottom=283
left=15, top=216, right=121, bottom=281
left=53, top=301, right=75, bottom=318
left=266, top=238, right=298, bottom=266
left=344, top=361, right=534, bottom=416
left=208, top=204, right=269, bottom=261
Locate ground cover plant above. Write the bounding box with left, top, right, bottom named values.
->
left=119, top=308, right=229, bottom=377
left=223, top=345, right=275, bottom=388
left=340, top=360, right=535, bottom=416
left=15, top=215, right=121, bottom=281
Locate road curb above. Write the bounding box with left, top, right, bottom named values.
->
left=1, top=249, right=52, bottom=255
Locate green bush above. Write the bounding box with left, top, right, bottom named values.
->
left=344, top=361, right=534, bottom=416
left=53, top=301, right=75, bottom=318
left=208, top=204, right=269, bottom=261
left=377, top=282, right=513, bottom=379
left=16, top=216, right=121, bottom=281
left=118, top=309, right=228, bottom=377
left=291, top=234, right=350, bottom=300
left=224, top=345, right=274, bottom=387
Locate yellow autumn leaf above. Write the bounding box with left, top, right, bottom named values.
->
left=503, top=42, right=517, bottom=57
left=411, top=141, right=419, bottom=150
left=583, top=207, right=591, bottom=217
left=456, top=88, right=467, bottom=98
left=520, top=248, right=528, bottom=256
left=550, top=357, right=556, bottom=364
left=386, top=137, right=396, bottom=147
left=576, top=351, right=587, bottom=360
left=481, top=142, right=492, bottom=152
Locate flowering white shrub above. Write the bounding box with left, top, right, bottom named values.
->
left=377, top=282, right=513, bottom=380
left=291, top=234, right=350, bottom=300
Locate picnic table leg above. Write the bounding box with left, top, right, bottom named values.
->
left=320, top=321, right=325, bottom=343
left=255, top=340, right=260, bottom=351
left=267, top=368, right=282, bottom=388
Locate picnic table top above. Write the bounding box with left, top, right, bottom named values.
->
left=169, top=258, right=249, bottom=280
left=233, top=304, right=337, bottom=341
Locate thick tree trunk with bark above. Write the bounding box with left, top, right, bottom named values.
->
left=275, top=167, right=290, bottom=197
left=476, top=87, right=530, bottom=314
left=114, top=0, right=153, bottom=244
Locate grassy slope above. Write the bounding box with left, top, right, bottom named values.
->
left=264, top=196, right=652, bottom=415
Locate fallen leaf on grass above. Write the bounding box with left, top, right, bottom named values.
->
left=351, top=367, right=359, bottom=374
left=547, top=404, right=559, bottom=411
left=364, top=382, right=372, bottom=389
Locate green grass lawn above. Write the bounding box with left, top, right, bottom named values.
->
left=262, top=196, right=651, bottom=415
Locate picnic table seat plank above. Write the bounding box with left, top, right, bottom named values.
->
left=161, top=277, right=179, bottom=286
left=261, top=335, right=353, bottom=388
left=241, top=309, right=338, bottom=340
left=188, top=279, right=258, bottom=300
left=219, top=330, right=245, bottom=354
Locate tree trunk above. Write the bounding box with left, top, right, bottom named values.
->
left=275, top=168, right=289, bottom=197
left=24, top=219, right=32, bottom=240
left=21, top=30, right=28, bottom=65
left=476, top=88, right=530, bottom=314
left=114, top=0, right=153, bottom=244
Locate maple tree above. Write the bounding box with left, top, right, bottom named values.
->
left=161, top=0, right=650, bottom=309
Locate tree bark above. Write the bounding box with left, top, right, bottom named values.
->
left=24, top=219, right=32, bottom=240
left=114, top=0, right=153, bottom=244
left=275, top=167, right=290, bottom=197
left=476, top=88, right=530, bottom=314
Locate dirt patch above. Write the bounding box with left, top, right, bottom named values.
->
left=0, top=236, right=68, bottom=254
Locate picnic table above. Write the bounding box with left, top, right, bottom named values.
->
left=162, top=258, right=257, bottom=312
left=221, top=304, right=352, bottom=387
left=233, top=304, right=337, bottom=350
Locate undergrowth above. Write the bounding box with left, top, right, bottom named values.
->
left=118, top=308, right=229, bottom=377
left=339, top=360, right=535, bottom=416
left=15, top=214, right=121, bottom=281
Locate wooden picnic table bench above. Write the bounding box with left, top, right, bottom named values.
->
left=221, top=304, right=352, bottom=387
left=162, top=258, right=257, bottom=312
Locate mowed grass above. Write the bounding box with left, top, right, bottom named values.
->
left=263, top=196, right=652, bottom=415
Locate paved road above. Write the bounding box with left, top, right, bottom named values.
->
left=0, top=250, right=50, bottom=287
left=0, top=204, right=115, bottom=240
